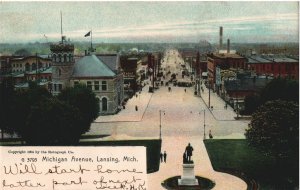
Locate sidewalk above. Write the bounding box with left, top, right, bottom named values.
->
left=199, top=85, right=237, bottom=121
left=94, top=83, right=153, bottom=123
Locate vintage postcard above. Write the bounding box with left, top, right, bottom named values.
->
left=0, top=1, right=299, bottom=190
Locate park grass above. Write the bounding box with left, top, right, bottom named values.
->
left=204, top=139, right=298, bottom=190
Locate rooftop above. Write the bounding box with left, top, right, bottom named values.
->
left=97, top=54, right=119, bottom=73
left=247, top=55, right=298, bottom=64
left=210, top=53, right=244, bottom=59
left=224, top=77, right=273, bottom=91
left=73, top=54, right=116, bottom=78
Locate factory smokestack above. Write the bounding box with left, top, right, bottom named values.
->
left=219, top=26, right=223, bottom=49
left=227, top=39, right=230, bottom=54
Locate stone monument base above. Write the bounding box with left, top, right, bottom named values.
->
left=178, top=163, right=199, bottom=186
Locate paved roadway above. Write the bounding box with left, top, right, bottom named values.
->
left=87, top=49, right=249, bottom=190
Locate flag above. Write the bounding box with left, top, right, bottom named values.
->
left=84, top=31, right=91, bottom=37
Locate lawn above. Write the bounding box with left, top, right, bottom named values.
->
left=204, top=139, right=298, bottom=190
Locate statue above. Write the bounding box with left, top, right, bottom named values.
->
left=183, top=152, right=188, bottom=163
left=185, top=143, right=194, bottom=163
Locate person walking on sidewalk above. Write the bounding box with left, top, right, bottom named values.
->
left=209, top=130, right=213, bottom=139
left=160, top=152, right=163, bottom=163
left=163, top=151, right=167, bottom=163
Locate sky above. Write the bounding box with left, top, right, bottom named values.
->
left=0, top=1, right=299, bottom=43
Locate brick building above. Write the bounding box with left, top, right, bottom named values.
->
left=207, top=53, right=247, bottom=87
left=247, top=55, right=299, bottom=80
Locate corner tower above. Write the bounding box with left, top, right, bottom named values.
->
left=50, top=40, right=74, bottom=95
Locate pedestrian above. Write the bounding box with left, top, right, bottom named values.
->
left=184, top=88, right=186, bottom=93
left=225, top=103, right=228, bottom=109
left=163, top=151, right=167, bottom=163
left=135, top=105, right=138, bottom=111
left=209, top=130, right=213, bottom=139
left=160, top=152, right=163, bottom=163
left=211, top=106, right=213, bottom=111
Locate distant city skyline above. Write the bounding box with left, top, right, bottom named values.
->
left=0, top=1, right=298, bottom=44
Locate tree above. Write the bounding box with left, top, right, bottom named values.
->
left=0, top=79, right=15, bottom=136
left=24, top=98, right=84, bottom=145
left=245, top=100, right=298, bottom=158
left=245, top=100, right=299, bottom=185
left=242, top=94, right=261, bottom=115
left=7, top=82, right=51, bottom=136
left=260, top=78, right=299, bottom=104
left=58, top=84, right=99, bottom=133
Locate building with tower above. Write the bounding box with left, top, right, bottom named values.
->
left=48, top=37, right=124, bottom=115
left=50, top=40, right=75, bottom=95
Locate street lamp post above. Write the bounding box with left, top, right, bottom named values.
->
left=199, top=109, right=206, bottom=139
left=159, top=110, right=165, bottom=139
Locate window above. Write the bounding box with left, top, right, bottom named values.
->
left=101, top=81, right=107, bottom=91
left=54, top=84, right=57, bottom=91
left=32, top=63, right=37, bottom=70
left=94, top=81, right=99, bottom=91
left=87, top=81, right=92, bottom=90
left=64, top=54, right=67, bottom=62
left=58, top=84, right=62, bottom=91
left=58, top=54, right=62, bottom=62
left=69, top=54, right=72, bottom=62
left=74, top=81, right=79, bottom=86
left=25, top=63, right=30, bottom=72
left=102, top=97, right=108, bottom=111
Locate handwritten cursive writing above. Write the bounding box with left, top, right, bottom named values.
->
left=94, top=165, right=143, bottom=174
left=52, top=177, right=87, bottom=190
left=2, top=179, right=45, bottom=188
left=45, top=164, right=90, bottom=175
left=3, top=163, right=42, bottom=175
left=93, top=176, right=146, bottom=190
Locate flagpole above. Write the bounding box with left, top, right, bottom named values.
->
left=61, top=11, right=63, bottom=43
left=91, top=29, right=93, bottom=51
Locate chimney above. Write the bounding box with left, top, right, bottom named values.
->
left=219, top=26, right=223, bottom=49
left=227, top=39, right=230, bottom=54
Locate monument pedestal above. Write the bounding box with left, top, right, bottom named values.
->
left=178, top=163, right=199, bottom=186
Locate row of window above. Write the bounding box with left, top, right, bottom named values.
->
left=49, top=84, right=63, bottom=92
left=52, top=54, right=74, bottom=63
left=73, top=81, right=108, bottom=91
left=251, top=64, right=297, bottom=71
left=13, top=63, right=50, bottom=68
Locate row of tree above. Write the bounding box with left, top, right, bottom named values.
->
left=0, top=82, right=99, bottom=145
left=245, top=78, right=299, bottom=188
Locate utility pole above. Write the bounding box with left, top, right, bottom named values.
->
left=200, top=109, right=206, bottom=139
left=208, top=81, right=211, bottom=108
left=203, top=109, right=206, bottom=139
left=159, top=110, right=165, bottom=139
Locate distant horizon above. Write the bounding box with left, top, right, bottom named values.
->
left=1, top=1, right=299, bottom=44
left=1, top=40, right=299, bottom=45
